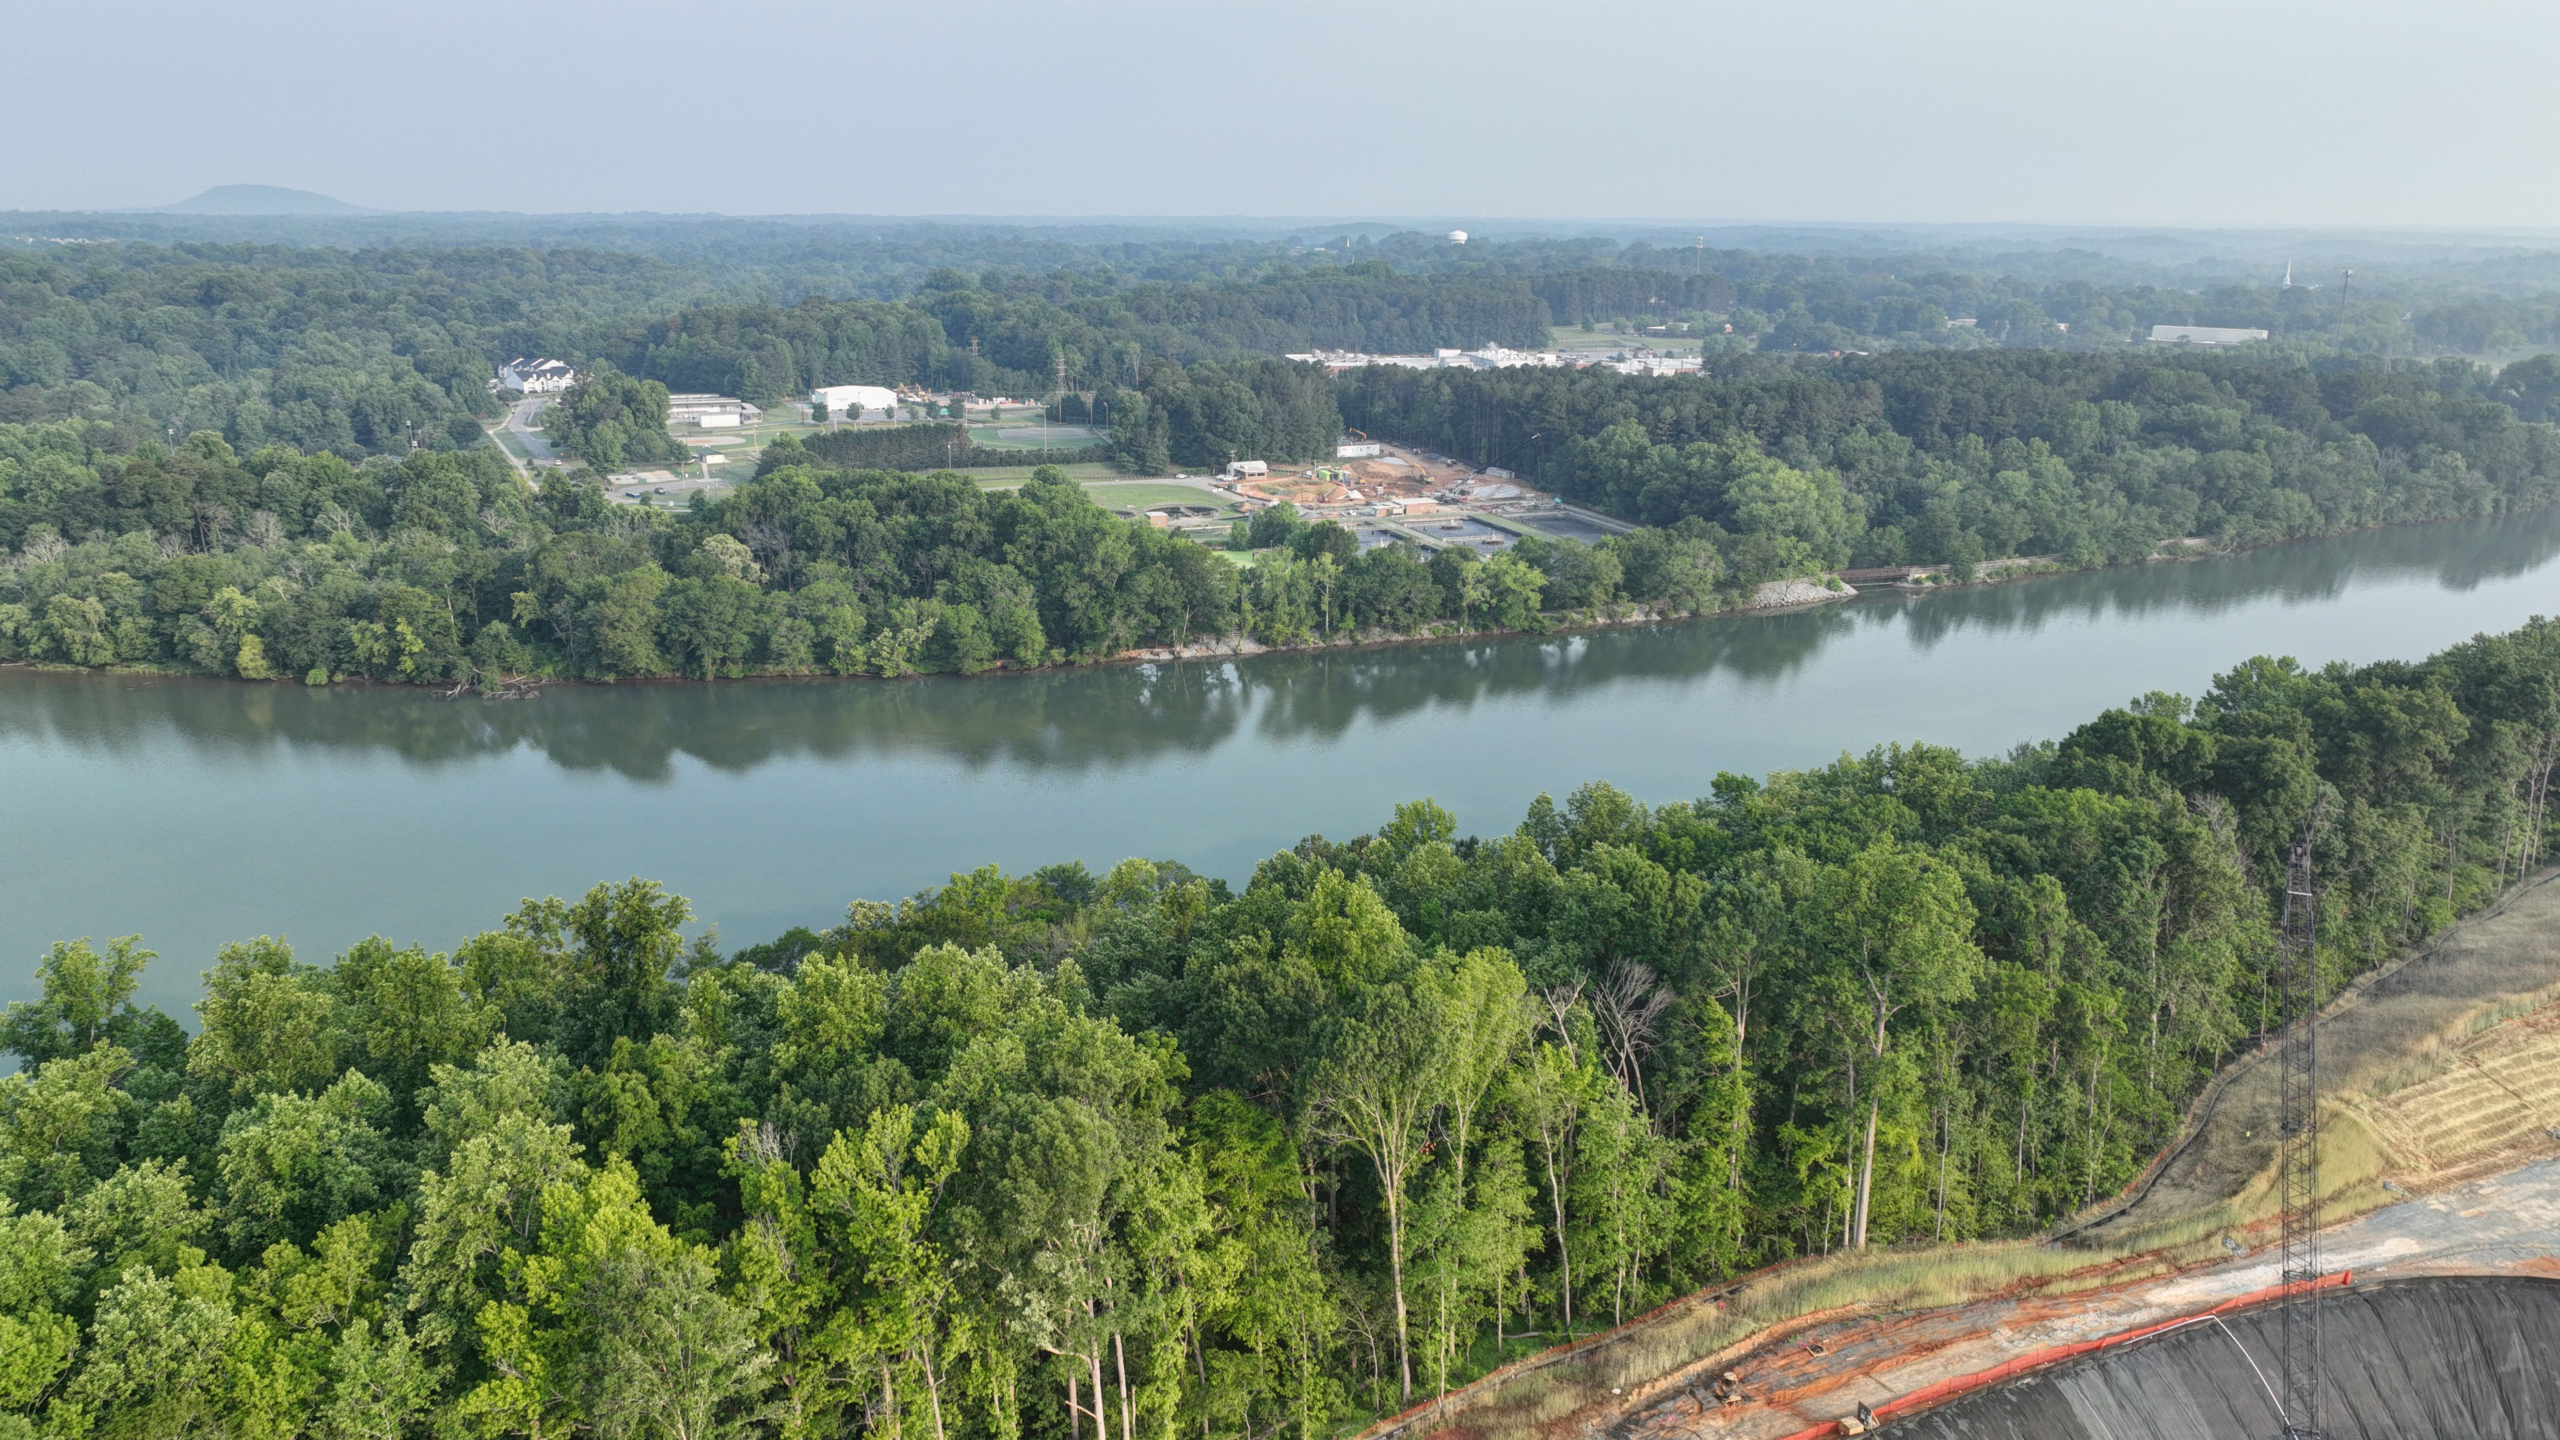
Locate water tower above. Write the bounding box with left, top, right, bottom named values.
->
left=1447, top=230, right=1468, bottom=245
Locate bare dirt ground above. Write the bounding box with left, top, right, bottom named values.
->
left=2078, top=869, right=2560, bottom=1253
left=1615, top=1159, right=2560, bottom=1439
left=1235, top=446, right=1484, bottom=508
left=1342, top=450, right=1475, bottom=492
left=1239, top=474, right=1356, bottom=505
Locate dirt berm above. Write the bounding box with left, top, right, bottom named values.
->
left=2066, top=869, right=2560, bottom=1254
left=1363, top=873, right=2560, bottom=1440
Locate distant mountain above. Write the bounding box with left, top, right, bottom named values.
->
left=155, top=185, right=374, bottom=215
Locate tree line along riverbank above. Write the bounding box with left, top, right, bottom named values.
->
left=6, top=614, right=2559, bottom=1435
left=2, top=346, right=2557, bottom=686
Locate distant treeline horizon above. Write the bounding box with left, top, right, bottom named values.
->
left=5, top=339, right=2558, bottom=690
left=11, top=222, right=2560, bottom=460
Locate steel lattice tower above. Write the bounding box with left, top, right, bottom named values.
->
left=2274, top=833, right=2324, bottom=1438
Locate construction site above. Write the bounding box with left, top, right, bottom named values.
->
left=1205, top=443, right=1632, bottom=554
left=1364, top=864, right=2560, bottom=1440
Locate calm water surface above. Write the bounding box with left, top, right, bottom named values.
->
left=10, top=510, right=2560, bottom=1016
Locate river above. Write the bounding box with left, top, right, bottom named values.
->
left=9, top=509, right=2560, bottom=1018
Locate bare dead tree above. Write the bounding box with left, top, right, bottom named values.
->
left=243, top=509, right=286, bottom=551
left=1538, top=981, right=1584, bottom=1060
left=1590, top=958, right=1675, bottom=1097
left=738, top=519, right=796, bottom=584
left=194, top=502, right=238, bottom=553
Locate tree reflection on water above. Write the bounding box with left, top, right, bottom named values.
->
left=4, top=506, right=2558, bottom=783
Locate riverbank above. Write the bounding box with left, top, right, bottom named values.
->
left=12, top=501, right=2560, bottom=1018
left=0, top=576, right=1874, bottom=692
left=1109, top=518, right=2474, bottom=680
left=1110, top=576, right=1861, bottom=665
left=0, top=512, right=2510, bottom=694
left=859, top=532, right=2249, bottom=677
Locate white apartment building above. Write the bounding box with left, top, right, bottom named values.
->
left=495, top=357, right=579, bottom=394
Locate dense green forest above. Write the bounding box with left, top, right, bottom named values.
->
left=0, top=423, right=1747, bottom=684
left=17, top=225, right=2560, bottom=463
left=5, top=615, right=2556, bottom=1437
left=1086, top=358, right=1341, bottom=475
left=14, top=225, right=2560, bottom=689
left=0, top=245, right=713, bottom=452
left=0, top=246, right=1558, bottom=452
left=797, top=425, right=1089, bottom=473
left=12, top=342, right=2560, bottom=684
left=604, top=268, right=1554, bottom=408
left=24, top=209, right=2560, bottom=346
left=538, top=370, right=688, bottom=472
left=6, top=217, right=1616, bottom=299
left=551, top=264, right=2560, bottom=413
left=1342, top=351, right=2560, bottom=568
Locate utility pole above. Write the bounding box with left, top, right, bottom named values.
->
left=1050, top=351, right=1067, bottom=463
left=2274, top=824, right=2325, bottom=1439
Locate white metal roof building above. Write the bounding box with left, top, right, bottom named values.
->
left=2148, top=325, right=2270, bottom=345
left=1285, top=345, right=1569, bottom=374
left=811, top=384, right=901, bottom=416
left=666, top=394, right=763, bottom=428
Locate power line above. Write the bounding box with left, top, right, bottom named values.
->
left=2274, top=824, right=2325, bottom=1439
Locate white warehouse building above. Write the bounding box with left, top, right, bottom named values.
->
left=667, top=393, right=762, bottom=428
left=2148, top=325, right=2270, bottom=346
left=812, top=384, right=901, bottom=419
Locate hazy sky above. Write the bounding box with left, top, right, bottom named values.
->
left=8, top=0, right=2553, bottom=225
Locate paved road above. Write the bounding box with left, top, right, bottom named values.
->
left=505, top=397, right=561, bottom=469
left=483, top=412, right=530, bottom=475
left=608, top=475, right=727, bottom=507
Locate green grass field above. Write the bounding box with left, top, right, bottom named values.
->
left=968, top=462, right=1125, bottom=486
left=486, top=426, right=534, bottom=463
left=1549, top=324, right=1702, bottom=355
left=1078, top=481, right=1239, bottom=512
left=967, top=434, right=1092, bottom=452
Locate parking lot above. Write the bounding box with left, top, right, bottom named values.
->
left=607, top=474, right=729, bottom=506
